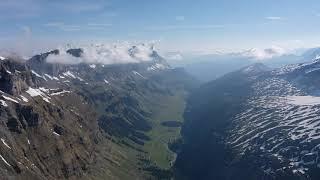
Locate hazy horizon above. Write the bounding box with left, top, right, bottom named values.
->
left=2, top=0, right=320, bottom=57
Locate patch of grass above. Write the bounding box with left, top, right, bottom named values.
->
left=143, top=94, right=186, bottom=169
left=89, top=91, right=187, bottom=179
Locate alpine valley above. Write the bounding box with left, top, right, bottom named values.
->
left=175, top=55, right=320, bottom=180
left=3, top=44, right=320, bottom=180
left=0, top=45, right=197, bottom=180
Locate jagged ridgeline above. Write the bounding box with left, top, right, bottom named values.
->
left=0, top=45, right=197, bottom=180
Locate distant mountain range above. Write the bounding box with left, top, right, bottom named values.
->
left=3, top=44, right=320, bottom=179
left=169, top=47, right=320, bottom=82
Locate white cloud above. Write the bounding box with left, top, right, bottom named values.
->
left=87, top=23, right=112, bottom=27
left=146, top=24, right=225, bottom=31
left=44, top=22, right=112, bottom=31
left=46, top=52, right=82, bottom=64
left=44, top=22, right=64, bottom=27
left=241, top=46, right=286, bottom=60
left=47, top=1, right=107, bottom=13
left=44, top=22, right=81, bottom=31
left=46, top=43, right=155, bottom=65
left=60, top=25, right=82, bottom=32
left=265, top=16, right=283, bottom=20
left=87, top=23, right=112, bottom=30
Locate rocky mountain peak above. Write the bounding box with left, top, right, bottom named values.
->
left=0, top=59, right=34, bottom=96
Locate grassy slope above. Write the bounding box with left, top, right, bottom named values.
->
left=85, top=85, right=187, bottom=179
left=100, top=93, right=186, bottom=179
left=87, top=93, right=185, bottom=180
left=143, top=93, right=186, bottom=169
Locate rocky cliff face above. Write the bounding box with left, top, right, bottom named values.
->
left=0, top=47, right=196, bottom=180
left=0, top=58, right=100, bottom=179
left=0, top=59, right=34, bottom=96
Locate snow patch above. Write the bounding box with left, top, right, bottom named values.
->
left=20, top=95, right=29, bottom=102
left=51, top=90, right=71, bottom=96
left=0, top=100, right=7, bottom=107
left=39, top=87, right=50, bottom=93
left=63, top=71, right=84, bottom=81
left=44, top=74, right=54, bottom=80
left=104, top=79, right=110, bottom=84
left=2, top=95, right=19, bottom=103
left=26, top=87, right=51, bottom=103
left=1, top=138, right=11, bottom=149
left=77, top=76, right=84, bottom=81
left=147, top=63, right=167, bottom=71
left=89, top=64, right=96, bottom=69
left=132, top=71, right=145, bottom=78
left=31, top=70, right=42, bottom=78
left=26, top=88, right=42, bottom=97
left=286, top=96, right=320, bottom=106
left=31, top=70, right=47, bottom=81
left=306, top=67, right=320, bottom=74
left=0, top=155, right=11, bottom=167
left=53, top=132, right=60, bottom=136
left=63, top=71, right=76, bottom=79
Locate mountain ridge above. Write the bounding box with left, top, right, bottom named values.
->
left=175, top=57, right=320, bottom=180
left=0, top=47, right=197, bottom=179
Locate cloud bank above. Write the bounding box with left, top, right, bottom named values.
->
left=241, top=46, right=287, bottom=60
left=265, top=16, right=283, bottom=20
left=46, top=43, right=155, bottom=65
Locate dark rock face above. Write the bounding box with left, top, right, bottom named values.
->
left=17, top=105, right=40, bottom=127
left=6, top=117, right=23, bottom=133
left=66, top=48, right=83, bottom=57
left=53, top=125, right=64, bottom=135
left=0, top=60, right=34, bottom=95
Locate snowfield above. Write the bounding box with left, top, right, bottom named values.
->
left=286, top=96, right=320, bottom=106
left=227, top=63, right=320, bottom=176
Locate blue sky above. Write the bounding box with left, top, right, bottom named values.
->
left=2, top=0, right=320, bottom=55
